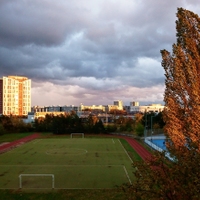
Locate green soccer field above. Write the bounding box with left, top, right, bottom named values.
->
left=0, top=138, right=134, bottom=190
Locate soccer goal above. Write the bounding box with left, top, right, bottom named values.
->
left=71, top=133, right=84, bottom=138
left=19, top=174, right=55, bottom=189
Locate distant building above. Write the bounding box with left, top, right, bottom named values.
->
left=79, top=103, right=105, bottom=112
left=123, top=105, right=130, bottom=113
left=113, top=100, right=123, bottom=110
left=104, top=105, right=116, bottom=112
left=103, top=100, right=124, bottom=112
left=32, top=105, right=79, bottom=113
left=0, top=79, right=3, bottom=114
left=130, top=101, right=139, bottom=106
left=79, top=101, right=124, bottom=113
left=23, top=112, right=35, bottom=123
left=34, top=111, right=66, bottom=119
left=0, top=76, right=31, bottom=115
left=130, top=103, right=164, bottom=113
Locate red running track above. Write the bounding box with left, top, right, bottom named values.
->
left=121, top=136, right=152, bottom=160
left=0, top=133, right=40, bottom=154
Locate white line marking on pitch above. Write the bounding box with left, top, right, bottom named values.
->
left=123, top=165, right=132, bottom=185
left=118, top=139, right=133, bottom=163
left=112, top=139, right=115, bottom=144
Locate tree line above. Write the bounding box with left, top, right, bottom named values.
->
left=0, top=115, right=33, bottom=134
left=34, top=112, right=105, bottom=134
left=0, top=111, right=165, bottom=135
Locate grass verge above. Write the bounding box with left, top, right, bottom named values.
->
left=119, top=138, right=142, bottom=161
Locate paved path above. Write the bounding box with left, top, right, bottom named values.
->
left=0, top=133, right=40, bottom=154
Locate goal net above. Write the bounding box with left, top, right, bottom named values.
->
left=71, top=133, right=84, bottom=138
left=19, top=174, right=55, bottom=189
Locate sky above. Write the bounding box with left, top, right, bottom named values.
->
left=0, top=0, right=200, bottom=107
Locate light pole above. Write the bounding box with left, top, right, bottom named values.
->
left=144, top=112, right=147, bottom=138
left=151, top=115, right=156, bottom=140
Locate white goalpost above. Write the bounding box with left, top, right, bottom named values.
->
left=19, top=174, right=55, bottom=189
left=70, top=133, right=84, bottom=138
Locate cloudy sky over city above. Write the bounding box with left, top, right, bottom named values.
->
left=0, top=0, right=200, bottom=106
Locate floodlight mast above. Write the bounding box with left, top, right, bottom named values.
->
left=151, top=114, right=157, bottom=140
left=144, top=111, right=147, bottom=138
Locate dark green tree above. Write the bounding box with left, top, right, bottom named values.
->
left=93, top=120, right=105, bottom=134
left=0, top=115, right=13, bottom=132
left=0, top=124, right=7, bottom=135
left=135, top=123, right=144, bottom=137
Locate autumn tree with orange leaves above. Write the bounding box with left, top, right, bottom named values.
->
left=124, top=8, right=200, bottom=200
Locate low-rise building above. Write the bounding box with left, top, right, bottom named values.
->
left=32, top=105, right=78, bottom=113
left=34, top=111, right=66, bottom=119
left=79, top=103, right=105, bottom=112
left=130, top=102, right=164, bottom=113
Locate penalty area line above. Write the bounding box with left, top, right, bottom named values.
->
left=123, top=166, right=132, bottom=185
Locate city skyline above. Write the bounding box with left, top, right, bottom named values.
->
left=0, top=1, right=200, bottom=106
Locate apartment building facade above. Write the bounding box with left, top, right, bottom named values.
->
left=0, top=76, right=31, bottom=115
left=0, top=79, right=3, bottom=114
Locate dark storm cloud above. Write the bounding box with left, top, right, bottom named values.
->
left=0, top=1, right=93, bottom=47
left=0, top=0, right=200, bottom=106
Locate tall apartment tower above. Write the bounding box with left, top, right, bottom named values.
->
left=0, top=76, right=31, bottom=115
left=0, top=79, right=3, bottom=114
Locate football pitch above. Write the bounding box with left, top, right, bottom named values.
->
left=0, top=138, right=134, bottom=190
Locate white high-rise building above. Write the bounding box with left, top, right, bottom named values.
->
left=0, top=76, right=31, bottom=115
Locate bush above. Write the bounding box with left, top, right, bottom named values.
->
left=0, top=124, right=7, bottom=135
left=135, top=123, right=144, bottom=137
